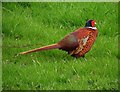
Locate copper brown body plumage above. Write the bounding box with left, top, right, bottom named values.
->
left=20, top=20, right=98, bottom=58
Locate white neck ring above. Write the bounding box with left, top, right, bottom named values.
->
left=86, top=27, right=97, bottom=30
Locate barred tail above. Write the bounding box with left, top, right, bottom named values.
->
left=20, top=43, right=61, bottom=55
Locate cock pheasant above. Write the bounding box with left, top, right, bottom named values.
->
left=20, top=20, right=98, bottom=58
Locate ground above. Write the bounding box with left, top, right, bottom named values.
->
left=2, top=2, right=118, bottom=90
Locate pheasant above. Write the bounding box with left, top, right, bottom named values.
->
left=20, top=20, right=98, bottom=58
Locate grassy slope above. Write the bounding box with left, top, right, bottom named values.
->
left=2, top=2, right=118, bottom=90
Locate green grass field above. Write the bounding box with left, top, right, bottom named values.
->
left=2, top=2, right=118, bottom=90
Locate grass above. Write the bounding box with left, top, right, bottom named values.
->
left=2, top=2, right=118, bottom=90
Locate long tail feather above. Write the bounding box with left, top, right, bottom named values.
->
left=20, top=43, right=61, bottom=55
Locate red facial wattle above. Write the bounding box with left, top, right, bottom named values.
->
left=91, top=21, right=95, bottom=27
